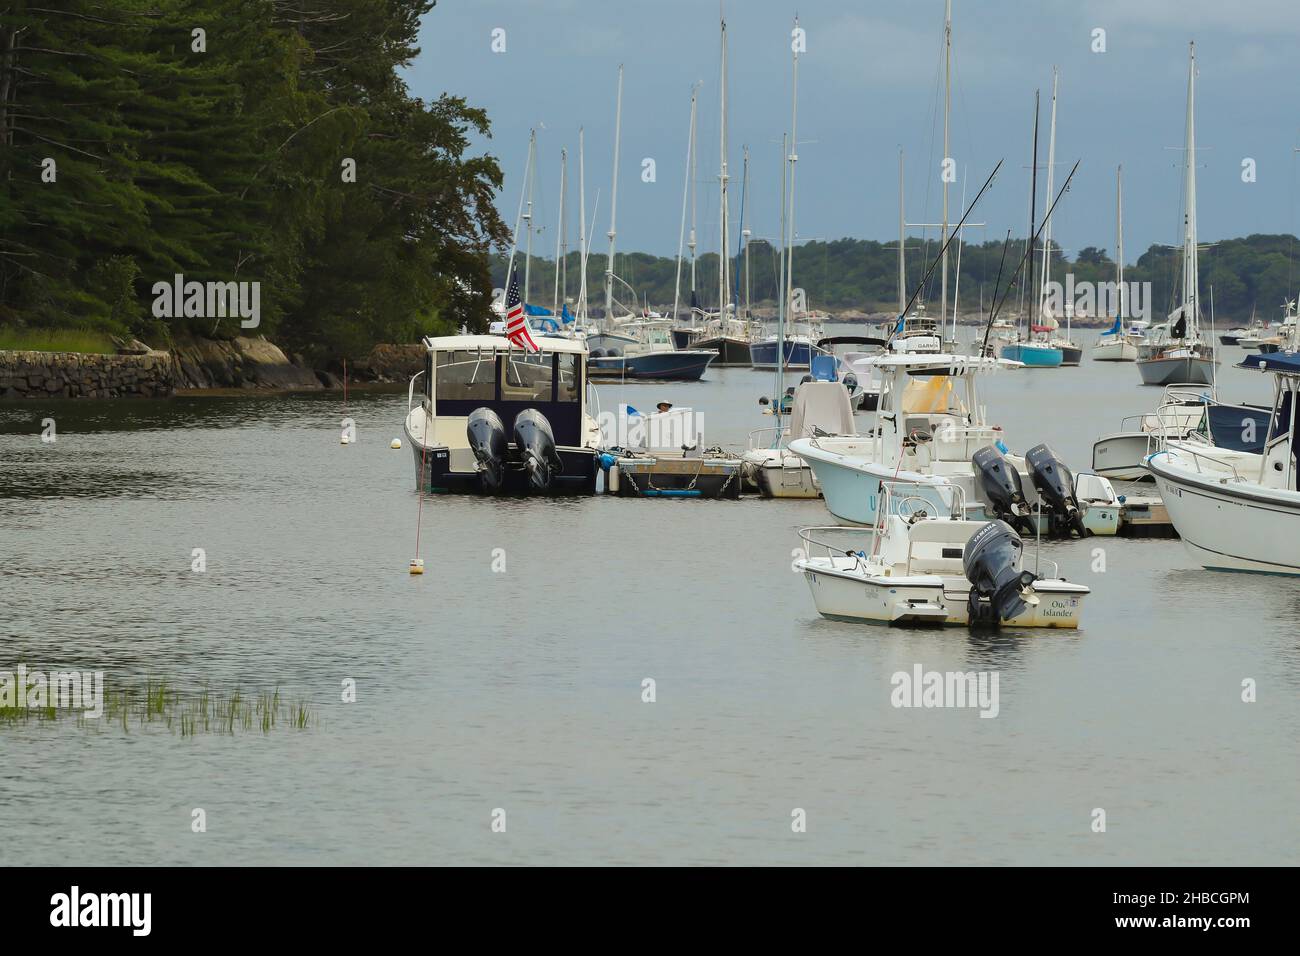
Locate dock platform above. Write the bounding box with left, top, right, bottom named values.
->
left=1117, top=494, right=1179, bottom=538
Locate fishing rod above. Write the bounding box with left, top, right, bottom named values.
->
left=980, top=159, right=1081, bottom=354
left=890, top=158, right=1003, bottom=342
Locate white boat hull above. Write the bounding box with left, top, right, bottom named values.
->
left=798, top=558, right=1087, bottom=627
left=742, top=448, right=821, bottom=498
left=1148, top=451, right=1300, bottom=574
left=1092, top=432, right=1160, bottom=480
left=1092, top=338, right=1139, bottom=362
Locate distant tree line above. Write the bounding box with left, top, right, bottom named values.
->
left=494, top=233, right=1300, bottom=324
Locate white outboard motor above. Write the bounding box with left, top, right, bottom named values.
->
left=962, top=520, right=1039, bottom=627
left=467, top=407, right=508, bottom=492
left=513, top=409, right=563, bottom=492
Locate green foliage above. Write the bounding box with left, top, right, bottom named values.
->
left=0, top=0, right=506, bottom=359
left=499, top=233, right=1300, bottom=322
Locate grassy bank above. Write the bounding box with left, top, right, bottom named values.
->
left=0, top=327, right=117, bottom=354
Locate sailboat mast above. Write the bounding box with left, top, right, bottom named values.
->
left=1039, top=67, right=1058, bottom=315
left=1026, top=91, right=1040, bottom=340
left=742, top=145, right=752, bottom=317
left=524, top=129, right=536, bottom=304
left=554, top=147, right=567, bottom=314
left=672, top=86, right=698, bottom=327
left=898, top=148, right=906, bottom=315
left=605, top=65, right=624, bottom=324
left=940, top=0, right=952, bottom=326
left=952, top=170, right=967, bottom=341
left=578, top=128, right=587, bottom=321
left=688, top=83, right=698, bottom=312
left=783, top=14, right=800, bottom=329
left=1116, top=165, right=1124, bottom=329
left=776, top=132, right=788, bottom=417
left=1183, top=41, right=1199, bottom=335
left=718, top=18, right=730, bottom=316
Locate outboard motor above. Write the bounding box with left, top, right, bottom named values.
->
left=467, top=407, right=508, bottom=492
left=962, top=520, right=1039, bottom=628
left=972, top=446, right=1032, bottom=534
left=589, top=348, right=606, bottom=359
left=1025, top=443, right=1087, bottom=538
left=513, top=408, right=564, bottom=492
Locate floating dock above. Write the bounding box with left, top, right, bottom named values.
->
left=1116, top=493, right=1178, bottom=538
left=603, top=453, right=744, bottom=499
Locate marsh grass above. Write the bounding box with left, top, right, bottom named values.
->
left=1, top=679, right=316, bottom=736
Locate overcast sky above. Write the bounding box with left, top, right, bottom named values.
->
left=404, top=0, right=1300, bottom=266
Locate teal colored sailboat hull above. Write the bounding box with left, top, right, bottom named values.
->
left=1000, top=342, right=1063, bottom=367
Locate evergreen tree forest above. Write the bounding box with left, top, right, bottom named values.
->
left=0, top=0, right=507, bottom=361
left=497, top=232, right=1300, bottom=325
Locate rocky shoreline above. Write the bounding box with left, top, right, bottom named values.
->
left=0, top=336, right=427, bottom=400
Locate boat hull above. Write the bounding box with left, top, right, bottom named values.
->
left=1000, top=343, right=1063, bottom=367
left=406, top=439, right=598, bottom=496
left=1091, top=432, right=1160, bottom=480
left=750, top=338, right=817, bottom=370
left=693, top=335, right=752, bottom=367
left=1137, top=355, right=1214, bottom=386
left=1148, top=451, right=1300, bottom=574
left=587, top=350, right=715, bottom=381
left=798, top=560, right=1087, bottom=628
left=1092, top=337, right=1139, bottom=362
left=1057, top=344, right=1083, bottom=366
left=743, top=449, right=820, bottom=498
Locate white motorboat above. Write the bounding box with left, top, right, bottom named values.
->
left=789, top=335, right=1117, bottom=536
left=742, top=380, right=857, bottom=498
left=795, top=482, right=1090, bottom=628
left=1146, top=351, right=1300, bottom=573
left=1092, top=383, right=1275, bottom=480
left=403, top=335, right=602, bottom=495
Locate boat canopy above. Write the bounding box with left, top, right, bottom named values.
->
left=1238, top=352, right=1300, bottom=376
left=421, top=334, right=587, bottom=355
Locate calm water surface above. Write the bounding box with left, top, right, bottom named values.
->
left=1, top=327, right=1297, bottom=865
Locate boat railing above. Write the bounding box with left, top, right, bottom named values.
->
left=407, top=369, right=425, bottom=415
left=873, top=479, right=967, bottom=531
left=1157, top=445, right=1246, bottom=482
left=748, top=425, right=785, bottom=450
left=796, top=525, right=879, bottom=575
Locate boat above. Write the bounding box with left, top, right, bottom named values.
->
left=1091, top=383, right=1273, bottom=480
left=602, top=404, right=743, bottom=498
left=795, top=481, right=1090, bottom=627
left=1146, top=351, right=1300, bottom=573
left=742, top=380, right=857, bottom=498
left=403, top=335, right=601, bottom=495
left=789, top=340, right=1112, bottom=535
left=1093, top=167, right=1141, bottom=361
left=1000, top=340, right=1064, bottom=367
left=1219, top=328, right=1249, bottom=346
left=588, top=69, right=715, bottom=382
left=1036, top=69, right=1082, bottom=366
left=816, top=336, right=884, bottom=410
left=1136, top=44, right=1216, bottom=387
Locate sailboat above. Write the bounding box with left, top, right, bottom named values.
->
left=692, top=27, right=753, bottom=367
left=750, top=15, right=825, bottom=372
left=1093, top=165, right=1140, bottom=361
left=587, top=66, right=715, bottom=381
left=1136, top=43, right=1216, bottom=386
left=1000, top=90, right=1064, bottom=368
left=1037, top=70, right=1082, bottom=365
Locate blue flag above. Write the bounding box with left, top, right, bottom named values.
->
left=560, top=304, right=576, bottom=324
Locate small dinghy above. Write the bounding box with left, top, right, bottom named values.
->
left=794, top=482, right=1089, bottom=628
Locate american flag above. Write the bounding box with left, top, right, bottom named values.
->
left=503, top=267, right=539, bottom=352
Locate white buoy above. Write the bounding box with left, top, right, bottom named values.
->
left=408, top=558, right=424, bottom=575
left=340, top=435, right=350, bottom=445
left=391, top=438, right=402, bottom=449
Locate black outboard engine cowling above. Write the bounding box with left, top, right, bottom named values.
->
left=972, top=445, right=1032, bottom=534
left=467, top=407, right=508, bottom=492
left=963, top=520, right=1037, bottom=627
left=513, top=408, right=564, bottom=492
left=1024, top=443, right=1087, bottom=538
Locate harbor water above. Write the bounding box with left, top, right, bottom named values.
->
left=2, top=327, right=1297, bottom=865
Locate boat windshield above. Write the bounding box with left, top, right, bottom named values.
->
left=436, top=350, right=495, bottom=401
